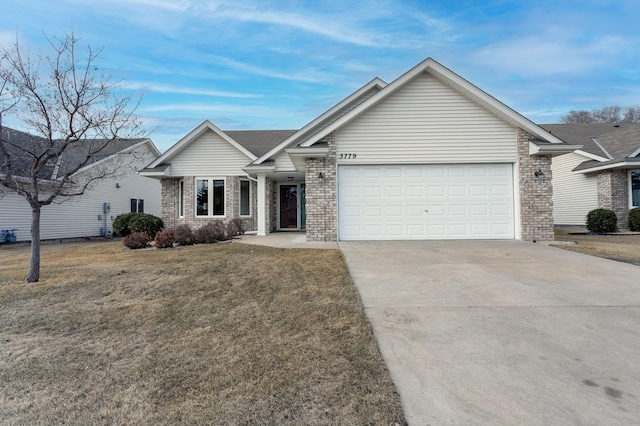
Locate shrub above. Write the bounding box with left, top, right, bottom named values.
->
left=113, top=212, right=164, bottom=238
left=129, top=213, right=164, bottom=238
left=195, top=221, right=227, bottom=244
left=629, top=207, right=640, bottom=232
left=226, top=218, right=245, bottom=238
left=123, top=232, right=151, bottom=249
left=154, top=229, right=175, bottom=249
left=586, top=208, right=617, bottom=233
left=113, top=212, right=137, bottom=237
left=174, top=224, right=196, bottom=246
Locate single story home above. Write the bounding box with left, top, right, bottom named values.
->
left=544, top=123, right=640, bottom=229
left=141, top=58, right=581, bottom=242
left=0, top=127, right=162, bottom=242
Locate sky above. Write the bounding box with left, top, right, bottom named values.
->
left=1, top=0, right=639, bottom=152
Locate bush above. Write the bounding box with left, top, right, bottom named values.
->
left=113, top=212, right=137, bottom=237
left=129, top=213, right=164, bottom=238
left=195, top=221, right=228, bottom=244
left=123, top=232, right=151, bottom=249
left=174, top=224, right=196, bottom=246
left=586, top=208, right=617, bottom=233
left=154, top=229, right=175, bottom=249
left=113, top=212, right=164, bottom=238
left=629, top=207, right=640, bottom=232
left=226, top=218, right=245, bottom=238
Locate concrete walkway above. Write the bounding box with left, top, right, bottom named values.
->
left=235, top=232, right=338, bottom=249
left=340, top=240, right=640, bottom=425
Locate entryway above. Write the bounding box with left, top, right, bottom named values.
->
left=278, top=183, right=306, bottom=231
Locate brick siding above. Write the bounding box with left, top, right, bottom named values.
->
left=517, top=129, right=554, bottom=241
left=597, top=170, right=629, bottom=229
left=304, top=132, right=337, bottom=241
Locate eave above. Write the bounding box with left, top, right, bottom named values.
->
left=529, top=142, right=583, bottom=157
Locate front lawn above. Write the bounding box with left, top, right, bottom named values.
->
left=0, top=241, right=405, bottom=424
left=554, top=228, right=640, bottom=266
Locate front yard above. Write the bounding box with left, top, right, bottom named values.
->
left=0, top=241, right=406, bottom=425
left=554, top=228, right=640, bottom=266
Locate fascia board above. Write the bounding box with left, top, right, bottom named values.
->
left=628, top=146, right=640, bottom=157
left=254, top=78, right=387, bottom=163
left=529, top=142, right=583, bottom=156
left=576, top=160, right=640, bottom=174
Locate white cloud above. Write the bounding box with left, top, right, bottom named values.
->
left=120, top=81, right=262, bottom=98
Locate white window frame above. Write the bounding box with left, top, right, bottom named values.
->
left=195, top=177, right=226, bottom=218
left=629, top=169, right=640, bottom=208
left=239, top=179, right=252, bottom=217
left=179, top=180, right=184, bottom=217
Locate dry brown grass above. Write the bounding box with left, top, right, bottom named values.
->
left=554, top=228, right=640, bottom=266
left=0, top=241, right=406, bottom=425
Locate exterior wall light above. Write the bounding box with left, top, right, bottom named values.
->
left=534, top=169, right=544, bottom=179
left=318, top=172, right=325, bottom=179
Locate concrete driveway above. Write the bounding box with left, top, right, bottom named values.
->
left=339, top=240, right=640, bottom=425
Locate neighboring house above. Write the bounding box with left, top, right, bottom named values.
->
left=544, top=123, right=640, bottom=229
left=141, top=58, right=580, bottom=242
left=0, top=127, right=162, bottom=242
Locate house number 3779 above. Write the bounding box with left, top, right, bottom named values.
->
left=339, top=153, right=357, bottom=159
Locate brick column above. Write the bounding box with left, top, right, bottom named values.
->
left=305, top=132, right=337, bottom=242
left=160, top=178, right=180, bottom=230
left=597, top=170, right=629, bottom=229
left=517, top=129, right=554, bottom=241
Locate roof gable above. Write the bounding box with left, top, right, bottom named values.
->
left=296, top=58, right=564, bottom=148
left=146, top=120, right=257, bottom=169
left=253, top=77, right=387, bottom=164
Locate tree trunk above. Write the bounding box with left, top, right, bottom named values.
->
left=26, top=206, right=41, bottom=283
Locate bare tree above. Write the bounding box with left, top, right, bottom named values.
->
left=561, top=105, right=640, bottom=124
left=0, top=33, right=143, bottom=282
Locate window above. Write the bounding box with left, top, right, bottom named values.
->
left=131, top=198, right=144, bottom=213
left=631, top=171, right=640, bottom=207
left=196, top=178, right=225, bottom=217
left=240, top=180, right=251, bottom=216
left=179, top=180, right=184, bottom=217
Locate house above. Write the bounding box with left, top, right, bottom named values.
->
left=543, top=123, right=640, bottom=229
left=0, top=127, right=162, bottom=242
left=141, top=58, right=580, bottom=242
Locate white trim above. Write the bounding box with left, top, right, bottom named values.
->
left=146, top=121, right=256, bottom=169
left=528, top=142, right=582, bottom=157
left=592, top=138, right=614, bottom=160
left=629, top=169, right=640, bottom=208
left=629, top=147, right=640, bottom=158
left=298, top=58, right=566, bottom=149
left=179, top=179, right=184, bottom=218
left=194, top=176, right=227, bottom=218
left=257, top=174, right=267, bottom=236
left=576, top=161, right=640, bottom=174
left=239, top=178, right=252, bottom=217
left=574, top=149, right=609, bottom=162
left=253, top=78, right=387, bottom=164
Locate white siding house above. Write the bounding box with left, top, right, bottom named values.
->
left=550, top=152, right=598, bottom=226
left=1, top=140, right=161, bottom=242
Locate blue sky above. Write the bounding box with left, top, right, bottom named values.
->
left=2, top=0, right=639, bottom=151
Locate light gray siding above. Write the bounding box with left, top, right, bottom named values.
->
left=168, top=129, right=252, bottom=176
left=551, top=152, right=598, bottom=225
left=273, top=150, right=296, bottom=171
left=335, top=73, right=517, bottom=164
left=0, top=144, right=161, bottom=242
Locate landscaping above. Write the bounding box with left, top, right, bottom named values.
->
left=554, top=228, right=640, bottom=266
left=0, top=241, right=406, bottom=424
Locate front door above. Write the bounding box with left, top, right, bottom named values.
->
left=278, top=183, right=306, bottom=230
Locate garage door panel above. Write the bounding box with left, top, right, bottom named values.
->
left=338, top=164, right=514, bottom=241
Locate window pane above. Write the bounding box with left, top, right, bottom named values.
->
left=632, top=171, right=640, bottom=207
left=213, top=179, right=224, bottom=216
left=179, top=181, right=184, bottom=217
left=138, top=199, right=144, bottom=213
left=130, top=198, right=137, bottom=213
left=240, top=180, right=250, bottom=216
left=197, top=179, right=209, bottom=216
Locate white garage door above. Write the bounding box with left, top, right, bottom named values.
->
left=338, top=164, right=514, bottom=240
